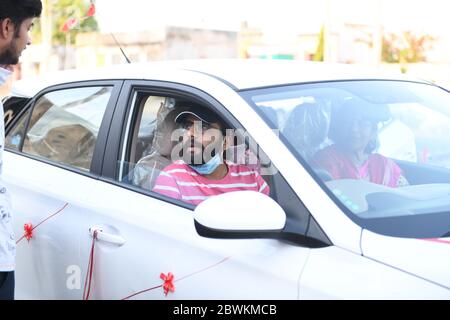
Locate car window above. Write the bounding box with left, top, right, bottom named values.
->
left=117, top=93, right=175, bottom=187
left=5, top=108, right=31, bottom=151
left=7, top=86, right=113, bottom=171
left=242, top=80, right=450, bottom=238
left=117, top=92, right=278, bottom=202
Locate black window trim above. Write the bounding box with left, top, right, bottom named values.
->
left=100, top=79, right=331, bottom=247
left=3, top=95, right=32, bottom=129
left=4, top=99, right=32, bottom=138
left=5, top=80, right=124, bottom=179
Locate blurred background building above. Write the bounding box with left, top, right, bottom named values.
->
left=2, top=0, right=450, bottom=96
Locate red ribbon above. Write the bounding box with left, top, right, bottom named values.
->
left=122, top=256, right=230, bottom=300
left=423, top=238, right=450, bottom=245
left=83, top=230, right=98, bottom=300
left=16, top=203, right=69, bottom=244
left=24, top=223, right=33, bottom=241
left=160, top=272, right=175, bottom=296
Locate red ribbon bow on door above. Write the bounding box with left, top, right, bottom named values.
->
left=24, top=223, right=33, bottom=241
left=160, top=272, right=175, bottom=296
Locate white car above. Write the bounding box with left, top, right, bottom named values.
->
left=2, top=60, right=450, bottom=299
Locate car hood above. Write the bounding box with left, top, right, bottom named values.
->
left=361, top=230, right=450, bottom=289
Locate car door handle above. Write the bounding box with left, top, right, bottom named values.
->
left=89, top=227, right=126, bottom=246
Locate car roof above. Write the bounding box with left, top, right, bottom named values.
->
left=11, top=59, right=429, bottom=98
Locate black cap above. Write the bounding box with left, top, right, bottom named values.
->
left=174, top=106, right=221, bottom=125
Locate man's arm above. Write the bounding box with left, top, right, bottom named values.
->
left=255, top=172, right=270, bottom=196
left=152, top=171, right=182, bottom=200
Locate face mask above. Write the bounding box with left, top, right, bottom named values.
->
left=0, top=67, right=12, bottom=84
left=188, top=153, right=222, bottom=175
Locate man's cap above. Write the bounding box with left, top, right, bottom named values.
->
left=174, top=106, right=221, bottom=125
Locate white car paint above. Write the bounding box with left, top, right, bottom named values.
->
left=3, top=60, right=449, bottom=299
left=299, top=246, right=449, bottom=299
left=361, top=230, right=450, bottom=290
left=4, top=151, right=309, bottom=300
left=194, top=191, right=286, bottom=231
left=10, top=59, right=420, bottom=98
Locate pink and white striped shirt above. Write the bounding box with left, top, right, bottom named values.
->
left=152, top=160, right=270, bottom=205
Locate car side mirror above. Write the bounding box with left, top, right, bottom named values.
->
left=193, top=191, right=286, bottom=239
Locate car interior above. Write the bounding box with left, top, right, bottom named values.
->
left=275, top=91, right=450, bottom=187
left=5, top=95, right=98, bottom=171
left=273, top=93, right=450, bottom=220
left=123, top=94, right=276, bottom=199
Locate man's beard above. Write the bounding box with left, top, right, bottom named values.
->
left=0, top=41, right=19, bottom=65
left=181, top=138, right=221, bottom=166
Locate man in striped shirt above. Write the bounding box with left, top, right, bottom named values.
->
left=152, top=106, right=270, bottom=205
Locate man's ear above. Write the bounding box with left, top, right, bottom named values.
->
left=0, top=18, right=14, bottom=40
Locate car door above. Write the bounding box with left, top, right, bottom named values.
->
left=72, top=80, right=324, bottom=300
left=3, top=80, right=122, bottom=299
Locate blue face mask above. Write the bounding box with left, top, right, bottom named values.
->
left=0, top=67, right=12, bottom=85
left=188, top=153, right=222, bottom=175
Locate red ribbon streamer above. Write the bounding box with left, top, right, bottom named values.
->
left=83, top=230, right=98, bottom=300
left=422, top=238, right=450, bottom=245
left=121, top=256, right=230, bottom=300
left=16, top=203, right=69, bottom=244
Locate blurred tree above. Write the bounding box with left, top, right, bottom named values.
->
left=312, top=25, right=325, bottom=62
left=382, top=33, right=398, bottom=63
left=32, top=0, right=98, bottom=45
left=382, top=31, right=434, bottom=64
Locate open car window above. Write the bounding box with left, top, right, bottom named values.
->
left=117, top=92, right=279, bottom=205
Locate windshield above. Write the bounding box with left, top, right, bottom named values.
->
left=241, top=80, right=450, bottom=238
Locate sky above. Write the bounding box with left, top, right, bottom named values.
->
left=95, top=0, right=325, bottom=33
left=95, top=0, right=450, bottom=37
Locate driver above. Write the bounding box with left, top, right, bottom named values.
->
left=152, top=106, right=270, bottom=205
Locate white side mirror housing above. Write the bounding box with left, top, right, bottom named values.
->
left=194, top=191, right=286, bottom=239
